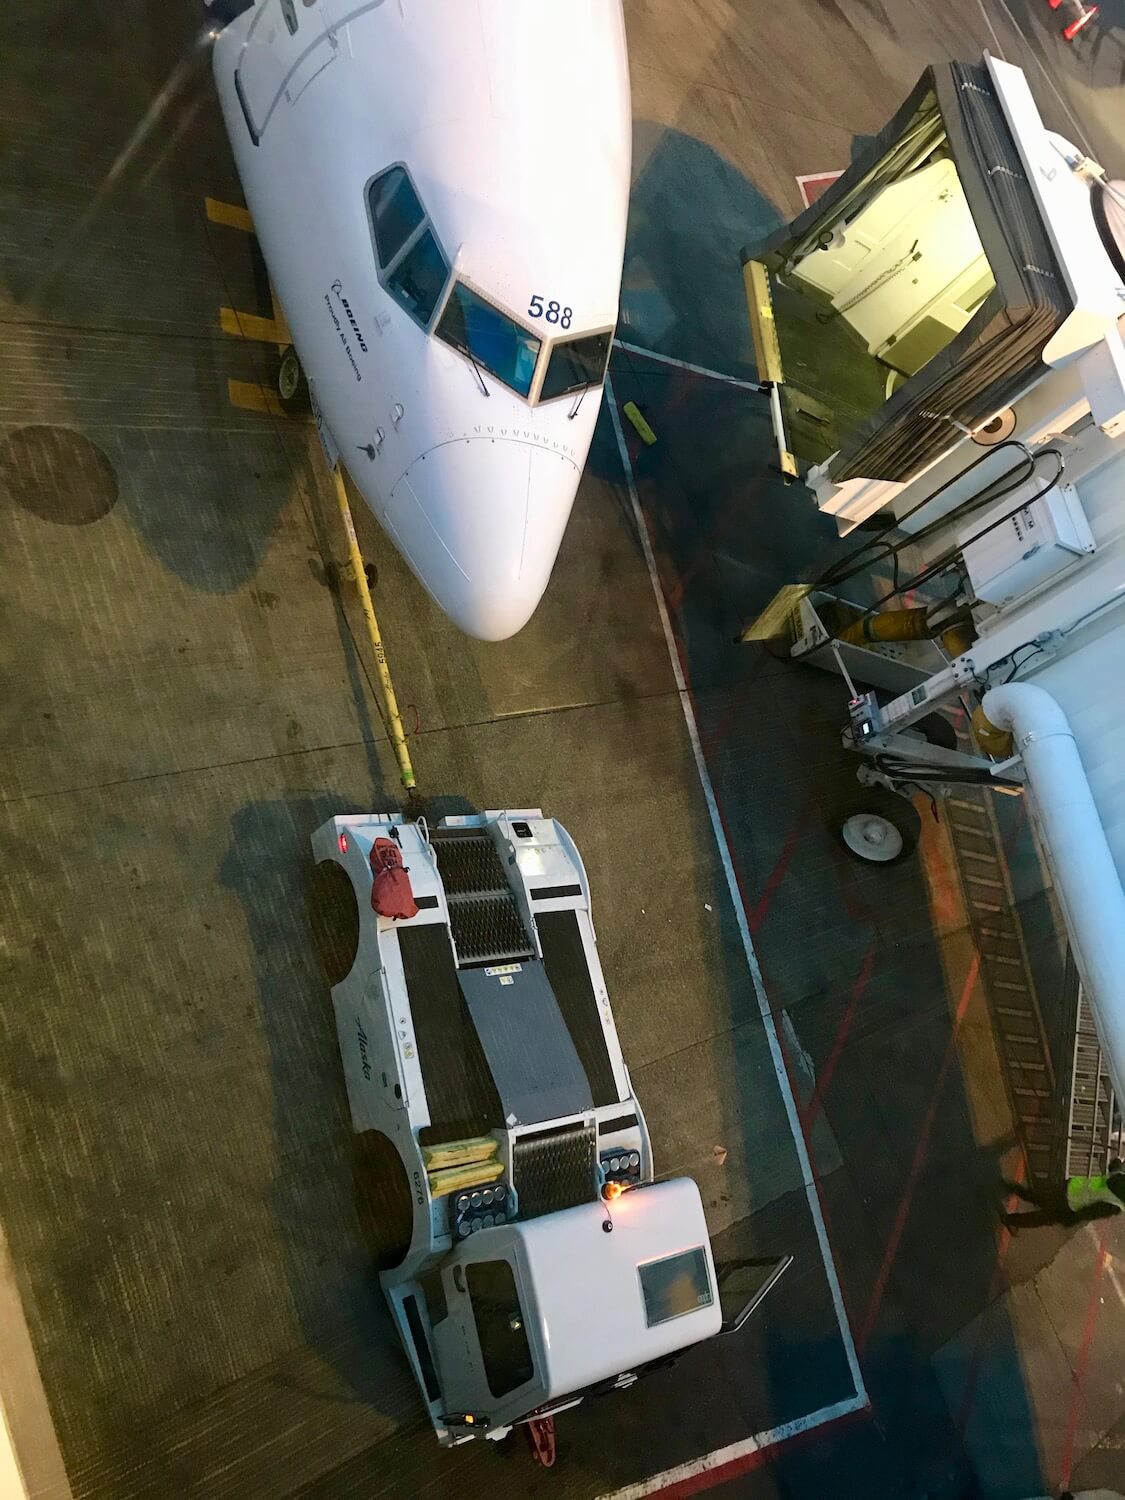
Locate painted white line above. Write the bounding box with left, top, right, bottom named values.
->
left=613, top=339, right=764, bottom=392
left=595, top=1393, right=869, bottom=1500
left=606, top=378, right=868, bottom=1454
left=975, top=0, right=1007, bottom=59
left=796, top=170, right=845, bottom=210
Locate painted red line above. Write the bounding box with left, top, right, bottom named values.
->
left=665, top=494, right=748, bottom=611
left=700, top=651, right=770, bottom=757
left=802, top=938, right=878, bottom=1129
left=954, top=1171, right=1024, bottom=1435
left=1059, top=1231, right=1109, bottom=1489
left=649, top=1405, right=870, bottom=1499
left=749, top=802, right=812, bottom=934
left=858, top=953, right=981, bottom=1351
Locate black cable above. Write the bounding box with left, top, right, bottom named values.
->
left=1003, top=644, right=1045, bottom=683
left=854, top=447, right=1064, bottom=622
left=814, top=440, right=1036, bottom=594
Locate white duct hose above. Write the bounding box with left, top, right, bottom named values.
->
left=983, top=683, right=1125, bottom=1110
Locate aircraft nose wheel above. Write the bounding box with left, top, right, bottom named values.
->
left=277, top=344, right=309, bottom=413
left=324, top=559, right=378, bottom=592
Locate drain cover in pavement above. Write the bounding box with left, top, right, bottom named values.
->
left=0, top=425, right=118, bottom=525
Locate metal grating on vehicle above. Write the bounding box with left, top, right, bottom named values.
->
left=432, top=831, right=533, bottom=966
left=432, top=832, right=511, bottom=896
left=945, top=790, right=1055, bottom=1182
left=446, top=895, right=534, bottom=967
left=1067, top=985, right=1123, bottom=1179
left=512, top=1123, right=597, bottom=1220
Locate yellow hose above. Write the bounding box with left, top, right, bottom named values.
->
left=332, top=465, right=416, bottom=792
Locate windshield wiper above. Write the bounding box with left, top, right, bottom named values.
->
left=568, top=381, right=590, bottom=420
left=462, top=345, right=490, bottom=397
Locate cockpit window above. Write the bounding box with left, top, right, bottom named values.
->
left=368, top=166, right=424, bottom=268
left=388, top=230, right=449, bottom=327
left=540, top=331, right=612, bottom=403
left=366, top=164, right=451, bottom=330
left=437, top=282, right=541, bottom=398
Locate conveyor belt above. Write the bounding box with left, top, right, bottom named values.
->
left=397, top=925, right=502, bottom=1145
left=537, top=911, right=621, bottom=1108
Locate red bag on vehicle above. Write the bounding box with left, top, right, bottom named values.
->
left=370, top=837, right=419, bottom=921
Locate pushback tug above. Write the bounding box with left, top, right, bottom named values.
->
left=312, top=809, right=788, bottom=1447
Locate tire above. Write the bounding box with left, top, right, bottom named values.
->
left=832, top=785, right=921, bottom=866
left=306, top=860, right=359, bottom=987
left=277, top=345, right=309, bottom=413
left=351, top=1131, right=414, bottom=1271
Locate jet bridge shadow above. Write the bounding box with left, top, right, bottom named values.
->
left=216, top=790, right=483, bottom=1442
left=601, top=353, right=1050, bottom=1496
left=620, top=122, right=782, bottom=382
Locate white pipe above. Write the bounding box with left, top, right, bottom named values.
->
left=983, top=683, right=1125, bottom=1110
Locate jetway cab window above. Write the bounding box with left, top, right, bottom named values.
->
left=467, top=1261, right=534, bottom=1398
left=437, top=283, right=541, bottom=399
left=638, top=1247, right=714, bottom=1328
left=367, top=165, right=450, bottom=329
left=540, top=331, right=612, bottom=403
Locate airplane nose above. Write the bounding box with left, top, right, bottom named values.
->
left=387, top=438, right=580, bottom=641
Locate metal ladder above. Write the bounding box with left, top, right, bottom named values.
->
left=944, top=790, right=1056, bottom=1182
left=1066, top=986, right=1123, bottom=1177
left=431, top=830, right=534, bottom=967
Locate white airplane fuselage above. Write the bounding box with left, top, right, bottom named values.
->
left=211, top=0, right=632, bottom=639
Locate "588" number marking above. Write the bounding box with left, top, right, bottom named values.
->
left=528, top=295, right=572, bottom=329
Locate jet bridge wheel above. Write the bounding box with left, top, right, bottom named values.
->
left=277, top=345, right=309, bottom=413
left=832, top=785, right=921, bottom=867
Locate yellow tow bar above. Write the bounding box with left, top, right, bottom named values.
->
left=331, top=464, right=417, bottom=793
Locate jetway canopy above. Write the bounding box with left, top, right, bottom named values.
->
left=742, top=60, right=1072, bottom=485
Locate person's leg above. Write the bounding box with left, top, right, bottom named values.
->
left=1001, top=1206, right=1071, bottom=1229
left=1002, top=1182, right=1076, bottom=1229
left=1001, top=1179, right=1042, bottom=1206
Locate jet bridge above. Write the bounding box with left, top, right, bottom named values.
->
left=739, top=51, right=1125, bottom=1173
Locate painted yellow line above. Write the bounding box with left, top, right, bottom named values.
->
left=220, top=305, right=289, bottom=343
left=205, top=196, right=254, bottom=233
left=227, top=378, right=286, bottom=418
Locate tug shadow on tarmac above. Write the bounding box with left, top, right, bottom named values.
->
left=220, top=795, right=419, bottom=1416
left=220, top=789, right=489, bottom=1423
